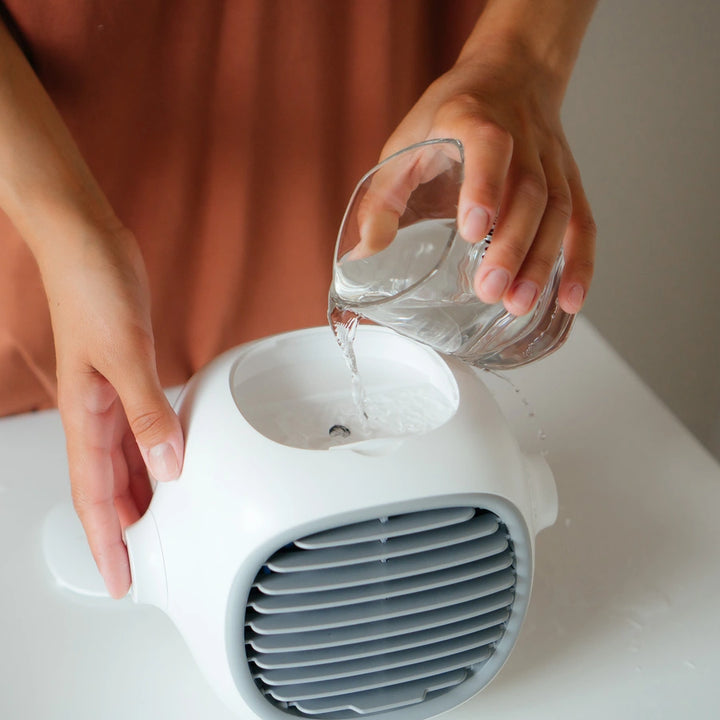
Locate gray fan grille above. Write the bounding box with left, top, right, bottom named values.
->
left=244, top=507, right=516, bottom=718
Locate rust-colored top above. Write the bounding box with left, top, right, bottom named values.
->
left=0, top=0, right=480, bottom=415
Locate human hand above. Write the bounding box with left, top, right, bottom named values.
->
left=0, top=17, right=183, bottom=598
left=379, top=6, right=597, bottom=317
left=40, top=224, right=183, bottom=599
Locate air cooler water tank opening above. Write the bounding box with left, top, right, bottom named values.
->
left=228, top=497, right=534, bottom=720
left=229, top=327, right=460, bottom=450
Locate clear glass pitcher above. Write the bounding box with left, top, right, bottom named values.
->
left=328, top=138, right=574, bottom=369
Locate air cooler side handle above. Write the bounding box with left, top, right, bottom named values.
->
left=524, top=454, right=559, bottom=534
left=124, top=510, right=168, bottom=609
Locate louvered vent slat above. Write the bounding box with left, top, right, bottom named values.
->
left=266, top=646, right=495, bottom=702
left=249, top=571, right=515, bottom=634
left=247, top=593, right=514, bottom=654
left=266, top=514, right=499, bottom=572
left=250, top=549, right=513, bottom=614
left=256, top=627, right=504, bottom=685
left=295, top=508, right=475, bottom=549
left=292, top=670, right=469, bottom=716
left=245, top=507, right=517, bottom=718
left=256, top=534, right=508, bottom=595
left=251, top=609, right=510, bottom=670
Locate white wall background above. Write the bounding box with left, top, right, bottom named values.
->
left=562, top=0, right=720, bottom=459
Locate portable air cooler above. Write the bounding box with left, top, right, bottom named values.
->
left=122, top=325, right=557, bottom=719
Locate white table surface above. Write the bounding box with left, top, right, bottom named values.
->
left=1, top=316, right=719, bottom=719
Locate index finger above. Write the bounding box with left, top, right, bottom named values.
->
left=455, top=122, right=513, bottom=243
left=59, top=369, right=131, bottom=599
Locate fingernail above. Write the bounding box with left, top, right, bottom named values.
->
left=148, top=442, right=180, bottom=482
left=567, top=284, right=585, bottom=313
left=509, top=281, right=539, bottom=315
left=461, top=206, right=490, bottom=242
left=477, top=268, right=510, bottom=302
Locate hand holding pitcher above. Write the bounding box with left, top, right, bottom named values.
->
left=329, top=139, right=576, bottom=369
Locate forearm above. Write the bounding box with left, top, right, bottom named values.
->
left=0, top=20, right=183, bottom=600
left=383, top=0, right=597, bottom=318
left=458, top=0, right=598, bottom=103
left=0, top=21, right=120, bottom=268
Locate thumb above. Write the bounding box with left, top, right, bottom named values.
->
left=109, top=350, right=184, bottom=483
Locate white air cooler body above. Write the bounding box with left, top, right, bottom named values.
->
left=124, top=325, right=557, bottom=720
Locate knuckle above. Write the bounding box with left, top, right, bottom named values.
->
left=564, top=245, right=595, bottom=286
left=574, top=211, right=598, bottom=242
left=128, top=407, right=168, bottom=443
left=473, top=177, right=505, bottom=205
left=71, top=481, right=106, bottom=518
left=438, top=92, right=484, bottom=123
left=493, top=240, right=528, bottom=270
left=546, top=185, right=573, bottom=221
left=572, top=256, right=596, bottom=281
left=438, top=94, right=513, bottom=149
left=70, top=485, right=87, bottom=514
left=446, top=91, right=480, bottom=112
left=56, top=386, right=74, bottom=418
left=475, top=120, right=513, bottom=154
left=527, top=252, right=558, bottom=279
left=516, top=171, right=547, bottom=208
